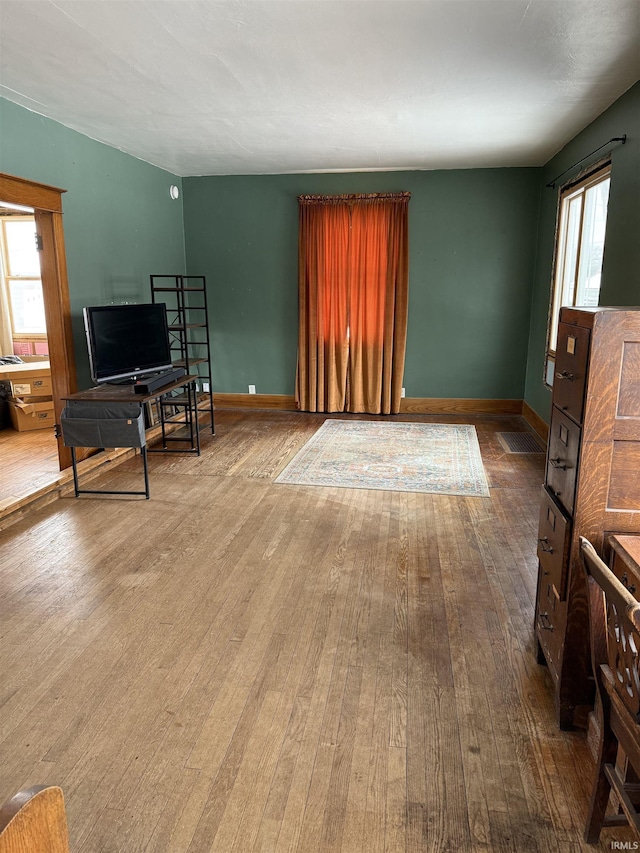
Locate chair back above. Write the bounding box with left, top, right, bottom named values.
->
left=0, top=785, right=70, bottom=853
left=580, top=536, right=640, bottom=721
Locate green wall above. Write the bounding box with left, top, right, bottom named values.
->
left=0, top=98, right=186, bottom=388
left=524, top=81, right=640, bottom=423
left=184, top=169, right=540, bottom=397
left=6, top=79, right=636, bottom=407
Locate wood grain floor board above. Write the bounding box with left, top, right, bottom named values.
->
left=322, top=492, right=392, bottom=853
left=406, top=496, right=439, bottom=850
left=286, top=490, right=372, bottom=852
left=389, top=495, right=409, bottom=752
left=361, top=637, right=392, bottom=853
left=1, top=409, right=637, bottom=851
left=465, top=492, right=538, bottom=660
left=274, top=498, right=368, bottom=852
left=385, top=745, right=407, bottom=852
left=406, top=498, right=465, bottom=851
left=144, top=766, right=201, bottom=853
left=480, top=611, right=551, bottom=852
left=486, top=486, right=542, bottom=609
left=484, top=623, right=567, bottom=853
left=161, top=683, right=252, bottom=851
left=255, top=505, right=350, bottom=850
left=195, top=688, right=283, bottom=853
left=226, top=690, right=304, bottom=853
left=367, top=569, right=401, bottom=841
left=431, top=685, right=473, bottom=852
left=230, top=490, right=329, bottom=678
left=316, top=498, right=371, bottom=749
left=456, top=607, right=508, bottom=848
left=251, top=694, right=311, bottom=852
left=318, top=663, right=363, bottom=851
left=0, top=426, right=60, bottom=507
left=435, top=497, right=493, bottom=850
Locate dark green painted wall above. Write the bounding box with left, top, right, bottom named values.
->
left=524, top=81, right=640, bottom=423
left=184, top=169, right=540, bottom=397
left=0, top=98, right=186, bottom=388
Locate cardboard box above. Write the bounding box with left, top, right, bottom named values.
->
left=0, top=361, right=52, bottom=398
left=8, top=398, right=56, bottom=431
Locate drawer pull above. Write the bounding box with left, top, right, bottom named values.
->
left=539, top=612, right=554, bottom=631
left=621, top=573, right=637, bottom=595
left=549, top=457, right=568, bottom=470
left=556, top=371, right=574, bottom=381
left=538, top=537, right=554, bottom=554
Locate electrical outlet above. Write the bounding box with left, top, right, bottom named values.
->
left=401, top=387, right=406, bottom=398
left=248, top=384, right=256, bottom=394
left=203, top=382, right=210, bottom=392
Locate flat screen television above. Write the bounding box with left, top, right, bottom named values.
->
left=83, top=303, right=173, bottom=384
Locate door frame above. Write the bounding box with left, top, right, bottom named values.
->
left=0, top=172, right=76, bottom=470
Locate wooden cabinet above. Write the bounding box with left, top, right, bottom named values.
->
left=537, top=488, right=571, bottom=602
left=545, top=408, right=581, bottom=517
left=609, top=535, right=640, bottom=596
left=535, top=307, right=640, bottom=728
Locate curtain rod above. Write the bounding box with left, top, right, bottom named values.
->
left=298, top=192, right=411, bottom=204
left=546, top=135, right=626, bottom=189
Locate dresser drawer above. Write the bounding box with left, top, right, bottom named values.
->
left=537, top=487, right=571, bottom=600
left=554, top=322, right=590, bottom=424
left=609, top=535, right=640, bottom=598
left=536, top=571, right=565, bottom=682
left=546, top=407, right=581, bottom=516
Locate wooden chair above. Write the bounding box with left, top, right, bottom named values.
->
left=580, top=536, right=640, bottom=843
left=0, top=785, right=70, bottom=853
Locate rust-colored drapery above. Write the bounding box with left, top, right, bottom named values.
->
left=296, top=192, right=410, bottom=414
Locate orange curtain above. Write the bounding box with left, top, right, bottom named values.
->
left=296, top=192, right=409, bottom=414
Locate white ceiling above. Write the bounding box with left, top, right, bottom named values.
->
left=1, top=0, right=639, bottom=177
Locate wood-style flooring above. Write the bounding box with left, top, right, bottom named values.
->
left=0, top=425, right=60, bottom=510
left=0, top=409, right=634, bottom=852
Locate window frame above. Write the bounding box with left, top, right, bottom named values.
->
left=0, top=214, right=47, bottom=341
left=544, top=161, right=611, bottom=387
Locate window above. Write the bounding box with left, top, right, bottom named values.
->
left=0, top=216, right=46, bottom=337
left=545, top=164, right=611, bottom=385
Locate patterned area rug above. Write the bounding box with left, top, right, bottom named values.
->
left=275, top=420, right=490, bottom=496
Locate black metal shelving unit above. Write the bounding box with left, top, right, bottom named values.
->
left=150, top=275, right=215, bottom=441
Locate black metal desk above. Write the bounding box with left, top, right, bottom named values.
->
left=61, top=374, right=199, bottom=498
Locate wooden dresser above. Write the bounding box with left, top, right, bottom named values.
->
left=609, top=535, right=640, bottom=593
left=535, top=306, right=640, bottom=728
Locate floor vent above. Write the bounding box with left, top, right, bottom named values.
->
left=497, top=432, right=545, bottom=454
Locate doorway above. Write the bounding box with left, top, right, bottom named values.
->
left=0, top=206, right=61, bottom=506
left=0, top=172, right=77, bottom=509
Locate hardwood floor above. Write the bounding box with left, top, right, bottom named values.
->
left=0, top=425, right=61, bottom=510
left=0, top=409, right=634, bottom=851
